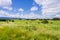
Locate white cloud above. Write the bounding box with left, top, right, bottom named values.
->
left=0, top=10, right=43, bottom=19
left=0, top=10, right=21, bottom=18
left=19, top=12, right=41, bottom=19
left=34, top=0, right=60, bottom=17
left=0, top=10, right=9, bottom=16
left=30, top=6, right=38, bottom=11
left=3, top=7, right=13, bottom=10
left=55, top=15, right=60, bottom=18
left=19, top=8, right=24, bottom=12
left=8, top=14, right=20, bottom=18
left=0, top=0, right=12, bottom=10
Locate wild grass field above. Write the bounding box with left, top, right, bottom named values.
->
left=0, top=20, right=60, bottom=40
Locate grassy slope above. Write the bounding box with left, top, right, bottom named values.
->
left=0, top=20, right=60, bottom=40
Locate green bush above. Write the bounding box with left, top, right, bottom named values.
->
left=38, top=22, right=40, bottom=24
left=41, top=20, right=48, bottom=24
left=12, top=20, right=14, bottom=22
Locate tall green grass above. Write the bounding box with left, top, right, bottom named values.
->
left=0, top=20, right=60, bottom=40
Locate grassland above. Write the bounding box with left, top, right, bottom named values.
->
left=0, top=20, right=60, bottom=40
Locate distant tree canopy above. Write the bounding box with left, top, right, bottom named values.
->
left=0, top=19, right=14, bottom=22
left=53, top=17, right=60, bottom=20
left=0, top=19, right=7, bottom=21
left=0, top=17, right=60, bottom=22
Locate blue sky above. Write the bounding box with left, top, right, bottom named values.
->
left=12, top=0, right=41, bottom=14
left=0, top=0, right=60, bottom=19
left=12, top=0, right=33, bottom=10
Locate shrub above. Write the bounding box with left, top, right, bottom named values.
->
left=38, top=22, right=40, bottom=24
left=41, top=20, right=48, bottom=24
left=12, top=20, right=14, bottom=22
left=50, top=22, right=53, bottom=24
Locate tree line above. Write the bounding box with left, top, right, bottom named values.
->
left=0, top=17, right=60, bottom=22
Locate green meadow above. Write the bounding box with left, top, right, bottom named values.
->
left=0, top=20, right=60, bottom=40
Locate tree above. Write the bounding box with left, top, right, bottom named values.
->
left=53, top=17, right=60, bottom=20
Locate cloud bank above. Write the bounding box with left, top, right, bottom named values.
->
left=0, top=0, right=60, bottom=19
left=0, top=0, right=12, bottom=10
left=34, top=0, right=60, bottom=18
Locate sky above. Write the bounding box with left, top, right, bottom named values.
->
left=0, top=0, right=60, bottom=19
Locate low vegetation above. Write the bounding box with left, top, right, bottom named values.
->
left=0, top=19, right=60, bottom=40
left=41, top=20, right=48, bottom=24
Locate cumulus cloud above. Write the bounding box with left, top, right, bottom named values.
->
left=30, top=6, right=38, bottom=11
left=55, top=15, right=60, bottom=18
left=19, top=12, right=41, bottom=19
left=8, top=14, right=20, bottom=18
left=18, top=6, right=40, bottom=19
left=3, top=7, right=13, bottom=10
left=0, top=10, right=21, bottom=18
left=0, top=0, right=12, bottom=10
left=0, top=10, right=42, bottom=19
left=0, top=10, right=15, bottom=17
left=34, top=0, right=60, bottom=18
left=0, top=10, right=9, bottom=16
left=19, top=8, right=24, bottom=12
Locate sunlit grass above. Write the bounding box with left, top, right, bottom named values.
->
left=0, top=20, right=60, bottom=40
